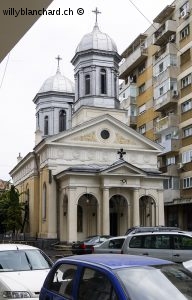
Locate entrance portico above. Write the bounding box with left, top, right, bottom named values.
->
left=56, top=159, right=165, bottom=242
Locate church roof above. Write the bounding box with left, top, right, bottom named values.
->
left=39, top=70, right=75, bottom=94
left=75, top=22, right=117, bottom=53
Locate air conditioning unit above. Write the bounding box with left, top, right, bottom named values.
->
left=177, top=163, right=183, bottom=169
left=172, top=90, right=179, bottom=97
left=169, top=34, right=176, bottom=42
left=181, top=9, right=190, bottom=19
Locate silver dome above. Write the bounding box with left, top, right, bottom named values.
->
left=39, top=71, right=75, bottom=94
left=76, top=23, right=117, bottom=53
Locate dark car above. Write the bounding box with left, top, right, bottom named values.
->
left=71, top=235, right=112, bottom=254
left=40, top=254, right=192, bottom=300
left=125, top=226, right=181, bottom=235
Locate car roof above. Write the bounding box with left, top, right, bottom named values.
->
left=0, top=243, right=38, bottom=251
left=127, top=231, right=192, bottom=236
left=107, top=236, right=126, bottom=240
left=56, top=254, right=173, bottom=270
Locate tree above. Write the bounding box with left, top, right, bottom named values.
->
left=0, top=185, right=24, bottom=237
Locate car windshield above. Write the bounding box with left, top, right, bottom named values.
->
left=0, top=249, right=52, bottom=272
left=116, top=264, right=192, bottom=299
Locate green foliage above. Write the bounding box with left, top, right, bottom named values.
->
left=0, top=185, right=24, bottom=234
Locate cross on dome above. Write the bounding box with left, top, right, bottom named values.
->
left=55, top=55, right=62, bottom=73
left=92, top=7, right=101, bottom=24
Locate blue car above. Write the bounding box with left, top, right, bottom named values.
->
left=40, top=254, right=192, bottom=300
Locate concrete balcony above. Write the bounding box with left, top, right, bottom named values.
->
left=153, top=20, right=176, bottom=46
left=153, top=66, right=178, bottom=87
left=154, top=90, right=178, bottom=111
left=119, top=46, right=148, bottom=79
left=155, top=115, right=179, bottom=134
left=160, top=138, right=180, bottom=154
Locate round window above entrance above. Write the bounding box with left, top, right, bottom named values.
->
left=100, top=129, right=110, bottom=139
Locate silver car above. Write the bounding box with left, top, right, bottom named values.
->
left=122, top=231, right=192, bottom=262
left=93, top=236, right=126, bottom=254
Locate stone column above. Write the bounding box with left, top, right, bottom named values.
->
left=133, top=189, right=140, bottom=226
left=47, top=179, right=57, bottom=238
left=91, top=65, right=96, bottom=95
left=158, top=189, right=165, bottom=226
left=67, top=187, right=77, bottom=243
left=102, top=188, right=110, bottom=235
left=127, top=202, right=131, bottom=229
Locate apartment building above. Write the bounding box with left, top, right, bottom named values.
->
left=119, top=0, right=192, bottom=230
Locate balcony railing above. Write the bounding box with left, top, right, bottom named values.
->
left=154, top=115, right=179, bottom=133
left=119, top=46, right=148, bottom=79
left=153, top=20, right=176, bottom=46
left=154, top=90, right=178, bottom=111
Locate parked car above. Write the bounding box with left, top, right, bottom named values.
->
left=125, top=226, right=181, bottom=235
left=40, top=254, right=192, bottom=300
left=71, top=235, right=112, bottom=254
left=183, top=259, right=192, bottom=273
left=93, top=236, right=126, bottom=254
left=122, top=231, right=192, bottom=262
left=0, top=243, right=53, bottom=299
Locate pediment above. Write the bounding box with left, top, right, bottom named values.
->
left=101, top=160, right=146, bottom=176
left=48, top=114, right=163, bottom=152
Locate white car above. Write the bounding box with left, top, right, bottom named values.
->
left=0, top=243, right=53, bottom=299
left=93, top=236, right=126, bottom=254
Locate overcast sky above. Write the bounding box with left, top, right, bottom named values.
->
left=0, top=0, right=174, bottom=181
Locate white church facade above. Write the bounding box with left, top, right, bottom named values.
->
left=10, top=11, right=165, bottom=243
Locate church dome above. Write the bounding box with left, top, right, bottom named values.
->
left=39, top=70, right=75, bottom=94
left=76, top=23, right=117, bottom=53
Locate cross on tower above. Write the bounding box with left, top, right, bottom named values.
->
left=92, top=7, right=101, bottom=23
left=117, top=148, right=126, bottom=160
left=55, top=55, right=62, bottom=72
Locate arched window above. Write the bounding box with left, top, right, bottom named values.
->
left=77, top=205, right=83, bottom=232
left=59, top=110, right=66, bottom=132
left=42, top=183, right=47, bottom=220
left=100, top=69, right=107, bottom=94
left=44, top=116, right=49, bottom=135
left=85, top=74, right=90, bottom=95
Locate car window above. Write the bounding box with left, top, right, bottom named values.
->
left=47, top=264, right=77, bottom=299
left=129, top=236, right=143, bottom=248
left=109, top=239, right=125, bottom=249
left=173, top=235, right=192, bottom=250
left=116, top=264, right=192, bottom=299
left=143, top=235, right=171, bottom=249
left=78, top=267, right=118, bottom=300
left=0, top=250, right=52, bottom=271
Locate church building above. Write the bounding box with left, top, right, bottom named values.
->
left=10, top=10, right=165, bottom=243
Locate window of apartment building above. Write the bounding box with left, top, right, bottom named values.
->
left=183, top=177, right=192, bottom=189
left=159, top=62, right=164, bottom=73
left=183, top=125, right=192, bottom=137
left=138, top=62, right=146, bottom=74
left=169, top=54, right=177, bottom=66
left=166, top=156, right=175, bottom=165
left=138, top=103, right=146, bottom=115
left=159, top=86, right=164, bottom=96
left=165, top=133, right=172, bottom=140
left=182, top=150, right=192, bottom=163
left=164, top=177, right=180, bottom=190
left=181, top=99, right=192, bottom=112
left=180, top=49, right=191, bottom=65
left=139, top=124, right=146, bottom=134
left=180, top=1, right=190, bottom=17
left=138, top=83, right=145, bottom=94
left=181, top=73, right=191, bottom=88
left=180, top=25, right=190, bottom=40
